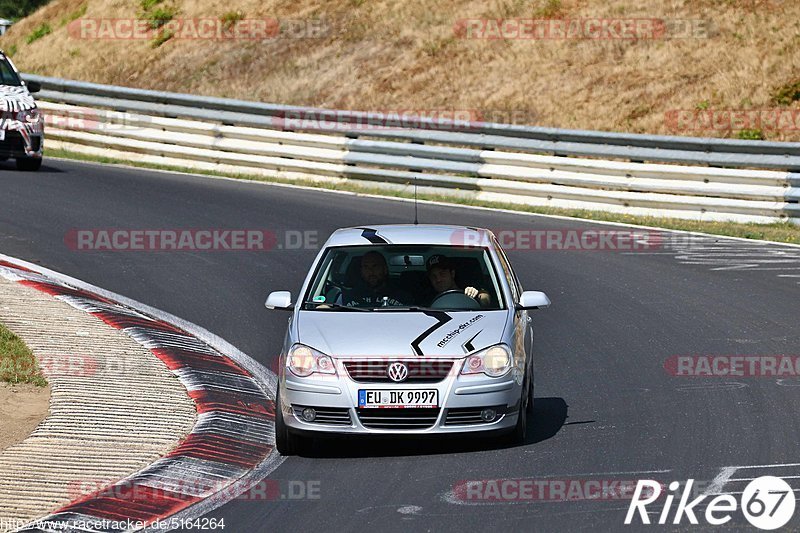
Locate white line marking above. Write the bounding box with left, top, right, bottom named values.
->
left=734, top=463, right=800, bottom=469
left=675, top=382, right=747, bottom=391
left=729, top=476, right=800, bottom=482
left=706, top=489, right=800, bottom=496
left=702, top=466, right=738, bottom=496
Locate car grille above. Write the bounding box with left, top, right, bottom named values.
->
left=444, top=406, right=506, bottom=426
left=356, top=408, right=440, bottom=429
left=292, top=406, right=352, bottom=426
left=344, top=360, right=455, bottom=383
left=0, top=131, right=25, bottom=153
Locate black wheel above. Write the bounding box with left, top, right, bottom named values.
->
left=16, top=157, right=42, bottom=171
left=275, top=386, right=308, bottom=456
left=527, top=360, right=535, bottom=415
left=505, top=374, right=532, bottom=446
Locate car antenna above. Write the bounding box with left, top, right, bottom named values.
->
left=413, top=176, right=419, bottom=225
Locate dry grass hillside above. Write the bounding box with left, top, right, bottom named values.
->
left=1, top=0, right=799, bottom=139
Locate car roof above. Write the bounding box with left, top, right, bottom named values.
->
left=324, top=224, right=496, bottom=247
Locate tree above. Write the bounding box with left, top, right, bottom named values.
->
left=0, top=0, right=51, bottom=21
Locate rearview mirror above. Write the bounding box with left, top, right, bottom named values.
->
left=517, top=291, right=550, bottom=310
left=25, top=81, right=41, bottom=93
left=265, top=291, right=293, bottom=310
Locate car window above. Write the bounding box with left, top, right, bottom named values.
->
left=493, top=237, right=520, bottom=302
left=302, top=244, right=506, bottom=311
left=0, top=56, right=21, bottom=87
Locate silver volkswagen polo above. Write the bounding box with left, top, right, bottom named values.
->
left=265, top=224, right=550, bottom=455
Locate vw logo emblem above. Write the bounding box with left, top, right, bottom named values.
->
left=387, top=362, right=409, bottom=382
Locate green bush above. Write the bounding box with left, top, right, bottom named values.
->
left=59, top=3, right=87, bottom=26
left=0, top=322, right=47, bottom=386
left=220, top=10, right=244, bottom=30
left=25, top=22, right=51, bottom=44
left=0, top=0, right=50, bottom=20
left=146, top=6, right=178, bottom=30
left=151, top=28, right=174, bottom=47
left=534, top=0, right=563, bottom=18
left=140, top=0, right=163, bottom=11
left=737, top=128, right=765, bottom=140
left=772, top=79, right=800, bottom=106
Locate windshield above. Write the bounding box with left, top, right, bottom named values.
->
left=0, top=56, right=21, bottom=87
left=302, top=245, right=506, bottom=311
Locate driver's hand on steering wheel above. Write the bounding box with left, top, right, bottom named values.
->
left=465, top=286, right=491, bottom=307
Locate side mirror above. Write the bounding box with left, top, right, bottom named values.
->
left=25, top=81, right=41, bottom=93
left=265, top=291, right=293, bottom=310
left=517, top=291, right=550, bottom=310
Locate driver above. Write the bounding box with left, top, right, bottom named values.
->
left=342, top=251, right=410, bottom=308
left=426, top=254, right=491, bottom=307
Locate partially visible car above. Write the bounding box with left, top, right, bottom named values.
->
left=0, top=50, right=43, bottom=171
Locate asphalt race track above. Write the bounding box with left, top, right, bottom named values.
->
left=2, top=158, right=799, bottom=531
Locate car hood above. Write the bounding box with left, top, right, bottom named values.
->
left=0, top=85, right=36, bottom=112
left=297, top=310, right=507, bottom=358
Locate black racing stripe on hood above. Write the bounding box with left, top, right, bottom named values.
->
left=411, top=311, right=452, bottom=356
left=359, top=228, right=388, bottom=244
left=462, top=329, right=482, bottom=353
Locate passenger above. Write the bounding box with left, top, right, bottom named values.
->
left=342, top=251, right=410, bottom=307
left=426, top=254, right=491, bottom=308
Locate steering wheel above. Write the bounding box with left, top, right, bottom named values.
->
left=431, top=290, right=481, bottom=310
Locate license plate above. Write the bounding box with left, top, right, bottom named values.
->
left=358, top=389, right=438, bottom=408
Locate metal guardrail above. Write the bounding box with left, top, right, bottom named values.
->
left=24, top=74, right=800, bottom=224
left=25, top=74, right=800, bottom=170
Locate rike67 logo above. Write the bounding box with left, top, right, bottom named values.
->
left=625, top=477, right=795, bottom=530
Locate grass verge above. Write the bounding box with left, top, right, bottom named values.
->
left=46, top=146, right=800, bottom=245
left=25, top=22, right=51, bottom=44
left=0, top=321, right=47, bottom=386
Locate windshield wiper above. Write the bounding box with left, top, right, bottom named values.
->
left=303, top=301, right=370, bottom=312
left=369, top=306, right=437, bottom=312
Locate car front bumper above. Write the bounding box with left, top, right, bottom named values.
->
left=0, top=125, right=44, bottom=159
left=279, top=363, right=524, bottom=435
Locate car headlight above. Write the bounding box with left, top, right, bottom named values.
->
left=461, top=344, right=513, bottom=377
left=287, top=344, right=336, bottom=377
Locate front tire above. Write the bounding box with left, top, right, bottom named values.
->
left=275, top=386, right=308, bottom=456
left=16, top=157, right=42, bottom=171
left=505, top=374, right=532, bottom=446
